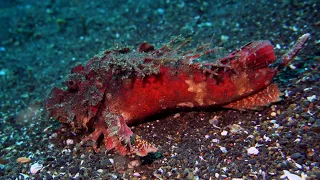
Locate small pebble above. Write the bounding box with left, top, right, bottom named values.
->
left=209, top=116, right=219, bottom=125
left=219, top=146, right=228, bottom=153
left=221, top=130, right=228, bottom=136
left=173, top=113, right=180, bottom=118
left=0, top=69, right=7, bottom=76
left=212, top=138, right=219, bottom=143
left=17, top=157, right=31, bottom=164
left=50, top=133, right=57, bottom=138
left=291, top=152, right=301, bottom=160
left=97, top=169, right=104, bottom=173
left=295, top=163, right=302, bottom=169
left=99, top=159, right=112, bottom=169
left=220, top=35, right=229, bottom=42
left=69, top=165, right=79, bottom=175
left=289, top=104, right=297, bottom=110
left=247, top=147, right=259, bottom=155
left=66, top=139, right=74, bottom=145
left=128, top=160, right=140, bottom=168
left=215, top=173, right=219, bottom=178
left=229, top=124, right=245, bottom=134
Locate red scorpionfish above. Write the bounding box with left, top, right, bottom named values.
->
left=45, top=33, right=309, bottom=157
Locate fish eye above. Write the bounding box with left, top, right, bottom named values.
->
left=68, top=81, right=74, bottom=85
left=66, top=80, right=79, bottom=91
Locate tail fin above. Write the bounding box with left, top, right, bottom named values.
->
left=273, top=33, right=310, bottom=71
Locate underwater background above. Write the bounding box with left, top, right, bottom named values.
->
left=0, top=0, right=319, bottom=179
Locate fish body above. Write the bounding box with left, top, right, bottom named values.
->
left=45, top=34, right=309, bottom=156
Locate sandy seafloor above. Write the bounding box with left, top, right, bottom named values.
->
left=0, top=0, right=319, bottom=179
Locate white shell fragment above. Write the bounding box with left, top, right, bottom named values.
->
left=247, top=147, right=259, bottom=155
left=30, top=162, right=43, bottom=174
left=66, top=139, right=74, bottom=145
left=133, top=172, right=141, bottom=177
left=306, top=95, right=316, bottom=102
left=219, top=146, right=228, bottom=153
left=221, top=130, right=228, bottom=136
left=109, top=158, right=114, bottom=164
left=282, top=170, right=302, bottom=180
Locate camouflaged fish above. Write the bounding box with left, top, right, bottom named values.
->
left=45, top=33, right=309, bottom=156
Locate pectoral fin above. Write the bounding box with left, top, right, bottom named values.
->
left=223, top=84, right=281, bottom=111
